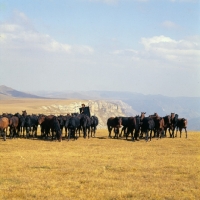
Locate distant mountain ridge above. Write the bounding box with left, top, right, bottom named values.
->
left=0, top=85, right=200, bottom=130
left=0, top=85, right=44, bottom=99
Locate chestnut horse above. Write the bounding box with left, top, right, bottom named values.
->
left=0, top=117, right=9, bottom=141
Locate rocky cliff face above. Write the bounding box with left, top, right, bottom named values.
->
left=39, top=100, right=138, bottom=128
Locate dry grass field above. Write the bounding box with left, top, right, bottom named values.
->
left=0, top=98, right=79, bottom=115
left=0, top=99, right=200, bottom=199
left=0, top=130, right=200, bottom=200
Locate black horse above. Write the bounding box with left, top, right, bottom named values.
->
left=66, top=116, right=80, bottom=140
left=126, top=116, right=140, bottom=141
left=107, top=117, right=122, bottom=138
left=140, top=117, right=155, bottom=142
left=90, top=116, right=98, bottom=137
left=80, top=114, right=91, bottom=139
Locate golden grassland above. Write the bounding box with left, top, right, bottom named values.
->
left=0, top=130, right=200, bottom=200
left=0, top=98, right=200, bottom=199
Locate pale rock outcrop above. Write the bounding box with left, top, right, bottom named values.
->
left=39, top=100, right=138, bottom=128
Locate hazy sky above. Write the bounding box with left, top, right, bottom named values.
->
left=0, top=0, right=200, bottom=97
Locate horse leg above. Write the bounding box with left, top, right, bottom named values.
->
left=2, top=129, right=6, bottom=141
left=139, top=128, right=143, bottom=139
left=51, top=129, right=54, bottom=141
left=89, top=127, right=91, bottom=138
left=4, top=128, right=7, bottom=137
left=89, top=127, right=92, bottom=138
left=168, top=127, right=172, bottom=138
left=82, top=127, right=85, bottom=138
left=71, top=129, right=75, bottom=140
left=45, top=128, right=49, bottom=140
left=14, top=128, right=17, bottom=138
left=126, top=128, right=129, bottom=140
left=160, top=129, right=164, bottom=139
left=74, top=129, right=77, bottom=140
left=64, top=127, right=68, bottom=139
left=135, top=129, right=139, bottom=141
left=179, top=128, right=182, bottom=138
left=26, top=127, right=30, bottom=139
left=87, top=128, right=89, bottom=139
left=175, top=128, right=178, bottom=137
left=169, top=128, right=172, bottom=138
left=92, top=127, right=94, bottom=137
left=3, top=130, right=6, bottom=141
left=33, top=126, right=37, bottom=137
left=185, top=128, right=187, bottom=138
left=34, top=126, right=37, bottom=137
left=145, top=130, right=149, bottom=142
left=10, top=127, right=13, bottom=139
left=153, top=130, right=156, bottom=138
left=78, top=127, right=81, bottom=137
left=68, top=129, right=71, bottom=141
left=94, top=126, right=96, bottom=137
left=171, top=127, right=175, bottom=138
left=9, top=127, right=11, bottom=139
left=131, top=130, right=135, bottom=141
left=108, top=126, right=112, bottom=138
left=164, top=127, right=167, bottom=137
left=23, top=127, right=25, bottom=138
left=34, top=126, right=37, bottom=138
left=120, top=127, right=124, bottom=137
left=150, top=130, right=152, bottom=141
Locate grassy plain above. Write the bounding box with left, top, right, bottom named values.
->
left=0, top=130, right=200, bottom=200
left=0, top=99, right=200, bottom=199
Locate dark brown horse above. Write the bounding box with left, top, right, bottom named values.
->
left=170, top=114, right=188, bottom=138
left=126, top=116, right=140, bottom=141
left=107, top=117, right=122, bottom=138
left=149, top=113, right=165, bottom=138
left=38, top=115, right=62, bottom=141
left=9, top=115, right=20, bottom=138
left=176, top=118, right=188, bottom=138
left=22, top=110, right=27, bottom=117
left=163, top=115, right=171, bottom=137
left=0, top=117, right=9, bottom=141
left=140, top=112, right=146, bottom=121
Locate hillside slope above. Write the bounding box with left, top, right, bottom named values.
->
left=0, top=85, right=43, bottom=99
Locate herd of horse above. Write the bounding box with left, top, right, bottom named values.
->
left=0, top=111, right=99, bottom=141
left=0, top=110, right=187, bottom=142
left=107, top=112, right=188, bottom=142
